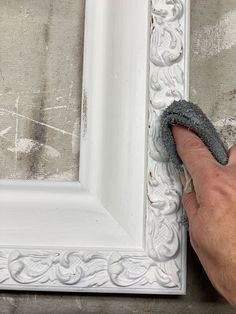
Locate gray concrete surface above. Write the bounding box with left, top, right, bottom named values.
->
left=0, top=0, right=84, bottom=180
left=0, top=0, right=236, bottom=313
left=191, top=0, right=236, bottom=150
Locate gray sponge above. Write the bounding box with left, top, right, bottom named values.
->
left=160, top=100, right=229, bottom=172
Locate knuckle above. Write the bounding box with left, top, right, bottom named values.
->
left=182, top=135, right=204, bottom=153
left=197, top=166, right=236, bottom=208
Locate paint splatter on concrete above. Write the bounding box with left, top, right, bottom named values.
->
left=192, top=9, right=236, bottom=61
left=8, top=138, right=61, bottom=158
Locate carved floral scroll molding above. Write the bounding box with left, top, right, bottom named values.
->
left=0, top=249, right=181, bottom=290
left=146, top=0, right=186, bottom=286
left=0, top=0, right=187, bottom=293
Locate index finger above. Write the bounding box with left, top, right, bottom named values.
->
left=172, top=124, right=219, bottom=186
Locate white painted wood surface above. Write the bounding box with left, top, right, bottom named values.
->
left=0, top=0, right=190, bottom=294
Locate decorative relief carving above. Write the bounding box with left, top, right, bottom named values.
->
left=8, top=250, right=110, bottom=287
left=0, top=0, right=187, bottom=292
left=0, top=249, right=181, bottom=289
left=146, top=0, right=186, bottom=287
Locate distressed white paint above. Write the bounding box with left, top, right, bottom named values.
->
left=0, top=0, right=190, bottom=294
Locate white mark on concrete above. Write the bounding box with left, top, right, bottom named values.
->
left=66, top=80, right=74, bottom=110
left=75, top=298, right=83, bottom=310
left=41, top=169, right=75, bottom=181
left=42, top=144, right=61, bottom=159
left=1, top=296, right=16, bottom=306
left=68, top=81, right=74, bottom=100
left=14, top=96, right=20, bottom=173
left=72, top=118, right=80, bottom=156
left=8, top=138, right=37, bottom=154
left=0, top=127, right=12, bottom=143
left=0, top=126, right=11, bottom=137
left=192, top=9, right=236, bottom=60
left=190, top=87, right=197, bottom=97
left=56, top=96, right=63, bottom=101
left=213, top=117, right=236, bottom=148
left=0, top=88, right=66, bottom=97
left=0, top=68, right=5, bottom=81
left=43, top=105, right=67, bottom=111
left=8, top=138, right=61, bottom=159
left=82, top=90, right=88, bottom=138
left=0, top=108, right=79, bottom=137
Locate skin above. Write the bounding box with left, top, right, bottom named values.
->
left=172, top=124, right=236, bottom=308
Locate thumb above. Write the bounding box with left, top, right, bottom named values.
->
left=172, top=124, right=218, bottom=188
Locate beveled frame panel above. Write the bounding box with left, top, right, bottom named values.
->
left=0, top=0, right=190, bottom=294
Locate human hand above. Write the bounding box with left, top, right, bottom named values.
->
left=172, top=124, right=236, bottom=307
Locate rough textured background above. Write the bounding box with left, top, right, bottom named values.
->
left=0, top=0, right=84, bottom=181
left=0, top=0, right=236, bottom=313
left=191, top=0, right=236, bottom=150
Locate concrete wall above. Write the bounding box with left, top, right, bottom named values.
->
left=0, top=0, right=84, bottom=181
left=191, top=0, right=236, bottom=149
left=0, top=0, right=236, bottom=313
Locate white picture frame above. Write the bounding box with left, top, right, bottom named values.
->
left=0, top=0, right=190, bottom=294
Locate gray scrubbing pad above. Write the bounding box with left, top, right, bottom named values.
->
left=160, top=100, right=229, bottom=172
